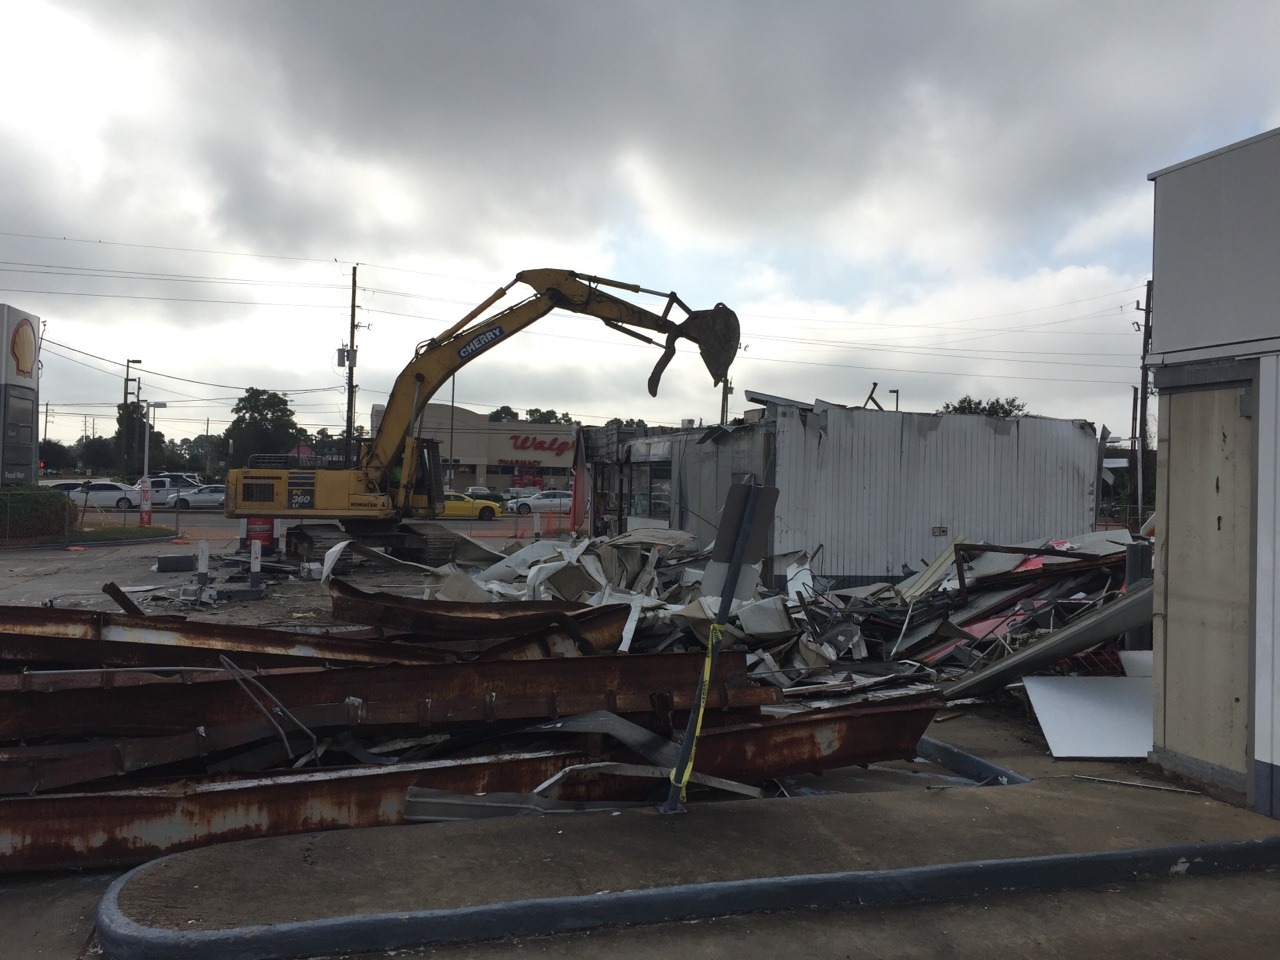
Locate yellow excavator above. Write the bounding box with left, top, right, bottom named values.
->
left=224, top=268, right=739, bottom=552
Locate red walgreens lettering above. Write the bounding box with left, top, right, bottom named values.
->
left=508, top=435, right=572, bottom=457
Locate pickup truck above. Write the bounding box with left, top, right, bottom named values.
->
left=134, top=476, right=201, bottom=500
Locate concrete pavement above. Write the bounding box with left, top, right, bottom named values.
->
left=1, top=542, right=1279, bottom=959
left=94, top=771, right=1280, bottom=960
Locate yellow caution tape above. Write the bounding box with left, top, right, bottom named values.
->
left=668, top=622, right=723, bottom=803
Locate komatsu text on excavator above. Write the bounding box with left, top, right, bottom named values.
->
left=224, top=268, right=739, bottom=552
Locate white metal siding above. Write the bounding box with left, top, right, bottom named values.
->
left=1149, top=127, right=1280, bottom=363
left=773, top=408, right=1097, bottom=584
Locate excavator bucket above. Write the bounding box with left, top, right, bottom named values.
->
left=646, top=303, right=741, bottom=396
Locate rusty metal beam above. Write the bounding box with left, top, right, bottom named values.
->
left=0, top=651, right=775, bottom=740
left=0, top=750, right=594, bottom=872
left=0, top=665, right=321, bottom=695
left=0, top=690, right=942, bottom=872
left=0, top=663, right=782, bottom=794
left=0, top=604, right=450, bottom=670
left=690, top=690, right=943, bottom=781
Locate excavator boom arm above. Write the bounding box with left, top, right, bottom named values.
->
left=362, top=268, right=739, bottom=474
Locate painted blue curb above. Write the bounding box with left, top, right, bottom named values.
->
left=96, top=835, right=1280, bottom=960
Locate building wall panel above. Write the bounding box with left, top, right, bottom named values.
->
left=773, top=408, right=1097, bottom=585
left=1149, top=128, right=1280, bottom=363
left=1154, top=387, right=1252, bottom=777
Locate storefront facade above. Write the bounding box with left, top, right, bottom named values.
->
left=371, top=402, right=576, bottom=493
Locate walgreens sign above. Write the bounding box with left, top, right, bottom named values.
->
left=508, top=435, right=572, bottom=458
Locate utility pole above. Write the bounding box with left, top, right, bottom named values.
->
left=720, top=377, right=732, bottom=425
left=1137, top=280, right=1153, bottom=522
left=122, top=358, right=141, bottom=478
left=344, top=265, right=358, bottom=468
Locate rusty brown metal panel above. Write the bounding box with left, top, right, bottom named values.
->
left=0, top=692, right=941, bottom=871
left=0, top=751, right=593, bottom=872
left=0, top=651, right=773, bottom=740
left=690, top=691, right=944, bottom=781
left=0, top=604, right=448, bottom=669
left=0, top=665, right=323, bottom=694
left=0, top=678, right=779, bottom=795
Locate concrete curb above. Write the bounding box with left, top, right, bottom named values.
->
left=96, top=836, right=1280, bottom=960
left=916, top=735, right=1033, bottom=785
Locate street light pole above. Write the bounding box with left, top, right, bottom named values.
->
left=140, top=401, right=167, bottom=528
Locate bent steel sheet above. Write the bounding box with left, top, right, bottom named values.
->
left=327, top=577, right=631, bottom=655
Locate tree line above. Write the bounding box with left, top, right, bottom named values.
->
left=39, top=388, right=361, bottom=481
left=37, top=392, right=1035, bottom=480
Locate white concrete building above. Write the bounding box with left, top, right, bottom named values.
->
left=1147, top=127, right=1280, bottom=816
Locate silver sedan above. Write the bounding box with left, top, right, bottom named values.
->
left=165, top=484, right=226, bottom=509
left=507, top=489, right=573, bottom=514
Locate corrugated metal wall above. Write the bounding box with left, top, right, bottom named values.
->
left=669, top=428, right=771, bottom=547
left=772, top=405, right=1098, bottom=585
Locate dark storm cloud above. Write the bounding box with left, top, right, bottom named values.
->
left=10, top=0, right=1280, bottom=442
left=53, top=0, right=1273, bottom=276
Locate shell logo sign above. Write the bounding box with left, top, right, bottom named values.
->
left=10, top=318, right=36, bottom=379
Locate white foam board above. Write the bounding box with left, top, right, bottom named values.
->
left=1023, top=675, right=1154, bottom=759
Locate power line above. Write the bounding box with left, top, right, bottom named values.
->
left=0, top=230, right=348, bottom=265
left=0, top=285, right=349, bottom=309
left=0, top=260, right=348, bottom=290
left=40, top=337, right=343, bottom=393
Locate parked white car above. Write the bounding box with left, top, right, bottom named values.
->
left=508, top=489, right=572, bottom=514
left=134, top=476, right=201, bottom=499
left=41, top=479, right=104, bottom=494
left=501, top=486, right=541, bottom=502
left=61, top=481, right=139, bottom=509
left=165, top=484, right=226, bottom=509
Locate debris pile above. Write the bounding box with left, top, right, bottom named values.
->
left=0, top=517, right=1152, bottom=872
left=358, top=525, right=1151, bottom=701
left=0, top=525, right=940, bottom=872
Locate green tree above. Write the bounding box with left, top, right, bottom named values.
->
left=488, top=405, right=520, bottom=422
left=166, top=434, right=220, bottom=477
left=311, top=427, right=344, bottom=465
left=937, top=396, right=1028, bottom=417
left=525, top=408, right=575, bottom=424
left=115, top=401, right=147, bottom=476
left=224, top=389, right=303, bottom=469
left=38, top=439, right=73, bottom=473
left=604, top=417, right=648, bottom=431
left=76, top=436, right=116, bottom=475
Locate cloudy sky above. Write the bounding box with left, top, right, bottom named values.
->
left=5, top=0, right=1280, bottom=448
